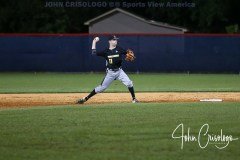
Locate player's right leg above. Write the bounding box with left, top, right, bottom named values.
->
left=76, top=70, right=116, bottom=104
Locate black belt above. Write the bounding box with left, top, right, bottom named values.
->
left=107, top=67, right=121, bottom=72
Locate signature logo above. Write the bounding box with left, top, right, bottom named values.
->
left=172, top=123, right=238, bottom=149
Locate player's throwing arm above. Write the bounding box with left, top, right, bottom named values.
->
left=92, top=37, right=99, bottom=50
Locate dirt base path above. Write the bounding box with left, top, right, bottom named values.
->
left=0, top=92, right=240, bottom=108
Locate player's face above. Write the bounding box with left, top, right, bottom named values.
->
left=109, top=39, right=118, bottom=47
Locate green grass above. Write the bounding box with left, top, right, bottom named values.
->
left=0, top=72, right=240, bottom=93
left=0, top=103, right=239, bottom=160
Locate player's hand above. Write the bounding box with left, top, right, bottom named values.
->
left=93, top=37, right=100, bottom=43
left=125, top=49, right=136, bottom=62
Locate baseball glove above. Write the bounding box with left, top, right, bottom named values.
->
left=125, top=49, right=136, bottom=61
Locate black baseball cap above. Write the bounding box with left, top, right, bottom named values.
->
left=108, top=35, right=119, bottom=40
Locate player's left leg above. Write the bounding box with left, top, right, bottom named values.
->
left=117, top=69, right=139, bottom=103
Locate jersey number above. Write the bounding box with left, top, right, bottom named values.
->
left=109, top=58, right=113, bottom=64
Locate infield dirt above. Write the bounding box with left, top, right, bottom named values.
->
left=1, top=92, right=240, bottom=108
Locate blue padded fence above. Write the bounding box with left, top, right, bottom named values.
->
left=0, top=34, right=239, bottom=72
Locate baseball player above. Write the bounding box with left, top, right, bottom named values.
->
left=76, top=35, right=139, bottom=104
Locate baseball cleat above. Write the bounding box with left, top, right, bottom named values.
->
left=132, top=98, right=139, bottom=103
left=76, top=97, right=86, bottom=104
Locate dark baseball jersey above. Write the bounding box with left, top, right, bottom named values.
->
left=92, top=46, right=127, bottom=69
